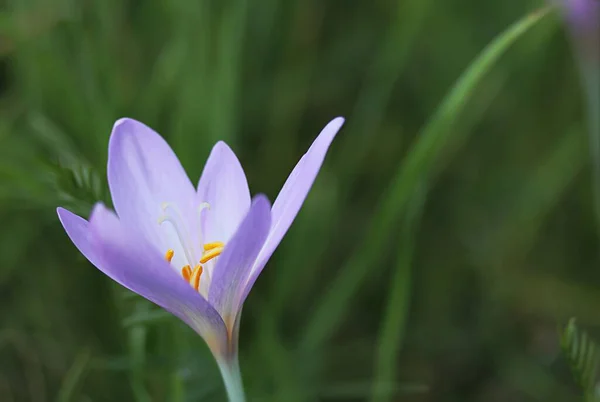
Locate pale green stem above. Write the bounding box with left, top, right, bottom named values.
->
left=582, top=63, right=600, bottom=231
left=218, top=358, right=246, bottom=402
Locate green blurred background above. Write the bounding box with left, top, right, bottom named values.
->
left=0, top=0, right=597, bottom=401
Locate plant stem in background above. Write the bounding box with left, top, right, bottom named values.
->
left=585, top=69, right=600, bottom=231
left=556, top=0, right=600, bottom=229
left=370, top=185, right=426, bottom=402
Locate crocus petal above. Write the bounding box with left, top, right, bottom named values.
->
left=560, top=0, right=600, bottom=37
left=197, top=141, right=251, bottom=244
left=559, top=0, right=600, bottom=64
left=57, top=205, right=228, bottom=355
left=208, top=195, right=271, bottom=327
left=243, top=118, right=344, bottom=295
left=107, top=118, right=199, bottom=266
left=57, top=207, right=102, bottom=267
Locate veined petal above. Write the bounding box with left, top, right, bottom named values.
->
left=243, top=118, right=344, bottom=296
left=57, top=205, right=228, bottom=356
left=208, top=195, right=271, bottom=327
left=107, top=118, right=199, bottom=262
left=197, top=141, right=251, bottom=244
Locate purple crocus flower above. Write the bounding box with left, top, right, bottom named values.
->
left=56, top=117, right=344, bottom=400
left=558, top=0, right=599, bottom=64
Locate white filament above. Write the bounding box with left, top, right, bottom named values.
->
left=158, top=202, right=197, bottom=266
left=197, top=202, right=212, bottom=282
left=197, top=202, right=210, bottom=242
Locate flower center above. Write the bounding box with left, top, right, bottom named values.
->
left=164, top=241, right=224, bottom=291
left=158, top=202, right=225, bottom=292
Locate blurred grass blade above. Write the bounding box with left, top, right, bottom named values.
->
left=561, top=318, right=600, bottom=401
left=276, top=1, right=432, bottom=291
left=210, top=0, right=248, bottom=145
left=122, top=309, right=173, bottom=328
left=338, top=0, right=432, bottom=184
left=48, top=161, right=108, bottom=215
left=265, top=1, right=324, bottom=151
left=56, top=349, right=91, bottom=402
left=582, top=56, right=600, bottom=231
left=28, top=112, right=83, bottom=165
left=128, top=303, right=152, bottom=402
left=561, top=0, right=600, bottom=233
left=320, top=381, right=428, bottom=400
left=301, top=6, right=552, bottom=350
left=487, top=125, right=587, bottom=259
left=253, top=302, right=302, bottom=401
left=369, top=185, right=426, bottom=402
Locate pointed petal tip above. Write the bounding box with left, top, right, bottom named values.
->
left=326, top=116, right=345, bottom=131
left=57, top=206, right=90, bottom=223
left=251, top=193, right=272, bottom=210
left=210, top=140, right=239, bottom=160
left=198, top=139, right=251, bottom=241
left=315, top=116, right=345, bottom=147
left=331, top=116, right=345, bottom=125
left=113, top=117, right=140, bottom=130
left=58, top=205, right=111, bottom=229
left=109, top=118, right=158, bottom=147
left=57, top=207, right=76, bottom=225
left=111, top=118, right=139, bottom=140
left=302, top=116, right=344, bottom=157
left=88, top=202, right=110, bottom=222
left=109, top=119, right=131, bottom=150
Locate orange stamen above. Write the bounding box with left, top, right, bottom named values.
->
left=200, top=247, right=224, bottom=263
left=190, top=264, right=203, bottom=291
left=165, top=241, right=224, bottom=292
left=181, top=265, right=192, bottom=281
left=203, top=241, right=225, bottom=251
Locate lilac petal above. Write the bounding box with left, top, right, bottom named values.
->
left=57, top=207, right=101, bottom=267
left=208, top=195, right=271, bottom=327
left=562, top=0, right=599, bottom=36
left=197, top=141, right=251, bottom=244
left=57, top=205, right=228, bottom=355
left=107, top=118, right=199, bottom=262
left=243, top=117, right=344, bottom=296
left=559, top=0, right=600, bottom=64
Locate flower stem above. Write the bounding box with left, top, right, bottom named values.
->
left=583, top=63, right=600, bottom=234
left=218, top=358, right=246, bottom=402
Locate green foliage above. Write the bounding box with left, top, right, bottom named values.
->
left=301, top=6, right=554, bottom=353
left=47, top=161, right=109, bottom=215
left=561, top=319, right=600, bottom=401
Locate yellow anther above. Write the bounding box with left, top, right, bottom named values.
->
left=200, top=247, right=224, bottom=264
left=165, top=249, right=175, bottom=263
left=181, top=265, right=191, bottom=281
left=190, top=264, right=203, bottom=291
left=203, top=241, right=225, bottom=251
